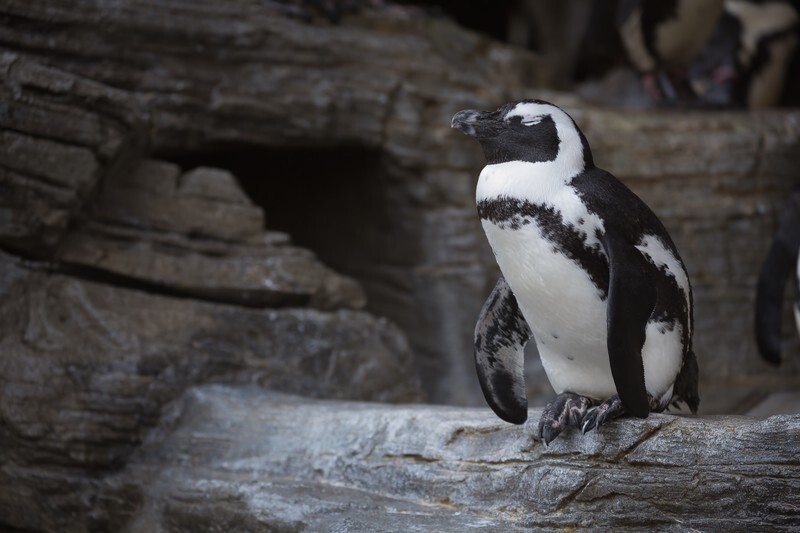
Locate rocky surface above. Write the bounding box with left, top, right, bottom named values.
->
left=20, top=385, right=796, bottom=531
left=55, top=158, right=366, bottom=309
left=0, top=249, right=422, bottom=530
left=0, top=249, right=419, bottom=458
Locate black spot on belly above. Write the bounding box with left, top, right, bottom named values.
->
left=478, top=197, right=610, bottom=298
left=552, top=333, right=559, bottom=339
left=567, top=355, right=575, bottom=361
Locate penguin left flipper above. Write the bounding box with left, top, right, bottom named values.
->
left=602, top=228, right=657, bottom=418
left=474, top=276, right=533, bottom=425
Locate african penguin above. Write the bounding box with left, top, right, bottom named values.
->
left=618, top=0, right=725, bottom=102
left=755, top=191, right=800, bottom=365
left=725, top=0, right=800, bottom=108
left=452, top=99, right=699, bottom=444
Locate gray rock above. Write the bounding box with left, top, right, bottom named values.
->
left=56, top=158, right=366, bottom=310
left=0, top=0, right=535, bottom=405
left=179, top=166, right=253, bottom=205
left=0, top=250, right=421, bottom=474
left=118, top=158, right=181, bottom=196
left=95, top=162, right=264, bottom=243
left=84, top=386, right=800, bottom=531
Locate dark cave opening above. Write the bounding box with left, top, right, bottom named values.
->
left=161, top=143, right=418, bottom=319
left=400, top=0, right=516, bottom=43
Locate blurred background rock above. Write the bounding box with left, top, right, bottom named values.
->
left=1, top=0, right=799, bottom=530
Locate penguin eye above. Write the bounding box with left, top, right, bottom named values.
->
left=506, top=114, right=546, bottom=130
left=520, top=115, right=545, bottom=126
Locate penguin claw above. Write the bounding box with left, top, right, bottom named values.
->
left=537, top=392, right=594, bottom=445
left=539, top=423, right=561, bottom=447
left=581, top=395, right=626, bottom=434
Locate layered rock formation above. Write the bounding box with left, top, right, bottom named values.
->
left=0, top=1, right=537, bottom=403
left=0, top=164, right=422, bottom=529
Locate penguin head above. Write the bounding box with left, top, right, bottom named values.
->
left=452, top=99, right=593, bottom=169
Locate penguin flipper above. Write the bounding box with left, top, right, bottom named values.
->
left=474, top=276, right=532, bottom=424
left=755, top=241, right=794, bottom=365
left=602, top=229, right=656, bottom=418
left=755, top=192, right=800, bottom=365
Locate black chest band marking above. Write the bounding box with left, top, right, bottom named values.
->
left=477, top=197, right=610, bottom=298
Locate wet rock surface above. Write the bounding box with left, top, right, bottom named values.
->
left=49, top=386, right=800, bottom=531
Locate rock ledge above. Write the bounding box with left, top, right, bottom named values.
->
left=90, top=386, right=800, bottom=531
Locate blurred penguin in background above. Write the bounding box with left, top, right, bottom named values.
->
left=616, top=0, right=726, bottom=103
left=408, top=0, right=799, bottom=109
left=720, top=0, right=799, bottom=108
left=507, top=0, right=593, bottom=89
left=755, top=192, right=800, bottom=366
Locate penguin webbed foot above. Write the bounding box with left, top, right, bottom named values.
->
left=537, top=392, right=594, bottom=446
left=582, top=393, right=665, bottom=434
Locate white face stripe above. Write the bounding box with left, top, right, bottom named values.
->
left=503, top=102, right=586, bottom=177
left=477, top=102, right=587, bottom=205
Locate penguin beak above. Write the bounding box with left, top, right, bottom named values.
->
left=451, top=109, right=499, bottom=138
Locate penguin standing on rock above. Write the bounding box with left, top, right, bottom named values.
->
left=618, top=0, right=725, bottom=102
left=452, top=100, right=699, bottom=444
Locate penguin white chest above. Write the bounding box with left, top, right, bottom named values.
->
left=476, top=162, right=618, bottom=398
left=479, top=214, right=615, bottom=397
left=481, top=216, right=607, bottom=329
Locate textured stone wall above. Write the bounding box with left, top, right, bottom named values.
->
left=0, top=0, right=542, bottom=409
